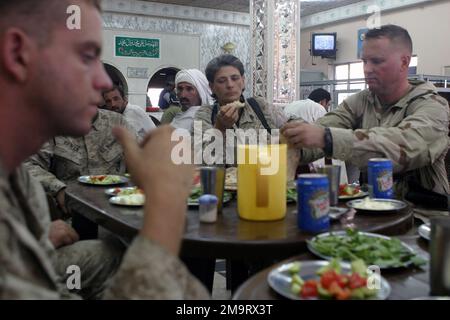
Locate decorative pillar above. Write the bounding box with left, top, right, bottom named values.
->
left=250, top=0, right=300, bottom=105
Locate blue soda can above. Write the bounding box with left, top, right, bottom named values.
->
left=297, top=174, right=330, bottom=233
left=367, top=158, right=393, bottom=199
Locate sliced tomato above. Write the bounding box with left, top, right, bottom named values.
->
left=335, top=274, right=349, bottom=289
left=349, top=273, right=367, bottom=289
left=320, top=270, right=338, bottom=289
left=336, top=287, right=352, bottom=300
left=301, top=280, right=318, bottom=298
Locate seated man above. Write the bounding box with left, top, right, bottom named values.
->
left=24, top=108, right=134, bottom=218
left=160, top=92, right=181, bottom=125
left=171, top=68, right=214, bottom=134
left=284, top=88, right=331, bottom=122
left=0, top=0, right=208, bottom=299
left=158, top=80, right=175, bottom=110
left=282, top=24, right=449, bottom=202
left=195, top=54, right=288, bottom=165
left=102, top=85, right=156, bottom=141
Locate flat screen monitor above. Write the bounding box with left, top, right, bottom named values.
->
left=311, top=33, right=337, bottom=58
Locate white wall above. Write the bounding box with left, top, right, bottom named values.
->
left=102, top=28, right=200, bottom=107
left=300, top=0, right=450, bottom=79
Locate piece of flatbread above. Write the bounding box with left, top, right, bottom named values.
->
left=230, top=100, right=245, bottom=109
left=222, top=100, right=245, bottom=109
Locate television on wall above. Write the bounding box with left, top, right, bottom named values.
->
left=311, top=33, right=337, bottom=58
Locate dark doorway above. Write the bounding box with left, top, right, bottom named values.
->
left=104, top=63, right=128, bottom=95
left=147, top=67, right=180, bottom=108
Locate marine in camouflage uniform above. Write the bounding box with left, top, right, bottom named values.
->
left=24, top=109, right=132, bottom=198
left=0, top=161, right=209, bottom=299
left=300, top=80, right=450, bottom=195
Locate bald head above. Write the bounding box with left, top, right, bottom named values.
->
left=0, top=0, right=101, bottom=46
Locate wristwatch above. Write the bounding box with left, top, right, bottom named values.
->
left=323, top=127, right=333, bottom=157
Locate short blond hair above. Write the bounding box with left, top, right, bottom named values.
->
left=0, top=0, right=102, bottom=46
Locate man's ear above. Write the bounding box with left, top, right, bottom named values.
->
left=1, top=28, right=35, bottom=82
left=400, top=53, right=411, bottom=72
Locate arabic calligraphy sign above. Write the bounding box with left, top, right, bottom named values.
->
left=115, top=36, right=160, bottom=58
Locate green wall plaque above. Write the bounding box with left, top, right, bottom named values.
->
left=115, top=36, right=160, bottom=58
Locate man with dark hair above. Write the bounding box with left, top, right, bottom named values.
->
left=158, top=80, right=176, bottom=110
left=195, top=54, right=288, bottom=165
left=103, top=85, right=156, bottom=140
left=282, top=24, right=449, bottom=201
left=284, top=88, right=332, bottom=122
left=0, top=0, right=207, bottom=299
left=308, top=88, right=332, bottom=111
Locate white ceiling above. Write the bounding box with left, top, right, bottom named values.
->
left=142, top=0, right=365, bottom=16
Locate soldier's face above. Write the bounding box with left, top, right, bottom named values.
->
left=210, top=66, right=245, bottom=106
left=176, top=82, right=201, bottom=108
left=362, top=37, right=410, bottom=96
left=32, top=1, right=112, bottom=137
left=103, top=89, right=128, bottom=113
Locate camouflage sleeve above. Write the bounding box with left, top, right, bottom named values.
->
left=103, top=235, right=210, bottom=299
left=24, top=141, right=66, bottom=197
left=193, top=105, right=226, bottom=165
left=305, top=95, right=450, bottom=173
left=256, top=97, right=288, bottom=128
left=0, top=213, right=78, bottom=299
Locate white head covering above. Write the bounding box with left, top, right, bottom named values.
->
left=175, top=69, right=214, bottom=106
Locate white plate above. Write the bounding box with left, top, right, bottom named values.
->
left=307, top=231, right=417, bottom=269
left=109, top=194, right=145, bottom=206
left=418, top=223, right=430, bottom=241
left=105, top=187, right=142, bottom=197
left=78, top=175, right=128, bottom=186
left=339, top=191, right=369, bottom=200
left=329, top=207, right=349, bottom=220
left=267, top=260, right=391, bottom=300
left=347, top=198, right=407, bottom=212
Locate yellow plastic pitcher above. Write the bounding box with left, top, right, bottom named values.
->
left=237, top=144, right=287, bottom=221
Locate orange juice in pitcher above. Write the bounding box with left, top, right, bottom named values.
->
left=237, top=144, right=287, bottom=221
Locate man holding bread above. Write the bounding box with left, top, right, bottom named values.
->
left=195, top=54, right=287, bottom=165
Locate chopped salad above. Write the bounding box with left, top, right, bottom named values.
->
left=87, top=175, right=122, bottom=184
left=289, top=259, right=378, bottom=300
left=339, top=184, right=361, bottom=196
left=309, top=229, right=426, bottom=268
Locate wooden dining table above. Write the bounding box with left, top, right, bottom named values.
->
left=65, top=180, right=414, bottom=291
left=232, top=232, right=431, bottom=300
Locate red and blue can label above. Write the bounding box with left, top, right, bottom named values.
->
left=297, top=174, right=330, bottom=233
left=368, top=158, right=393, bottom=199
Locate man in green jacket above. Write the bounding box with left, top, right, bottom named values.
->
left=282, top=24, right=449, bottom=198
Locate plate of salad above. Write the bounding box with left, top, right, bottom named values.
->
left=307, top=229, right=426, bottom=269
left=339, top=184, right=368, bottom=200
left=109, top=194, right=145, bottom=206
left=78, top=175, right=129, bottom=186
left=105, top=186, right=143, bottom=197
left=268, top=258, right=391, bottom=300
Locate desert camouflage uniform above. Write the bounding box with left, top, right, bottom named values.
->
left=301, top=80, right=450, bottom=195
left=194, top=97, right=288, bottom=165
left=0, top=161, right=209, bottom=299
left=24, top=109, right=132, bottom=197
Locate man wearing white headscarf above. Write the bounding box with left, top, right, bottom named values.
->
left=171, top=69, right=214, bottom=133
